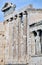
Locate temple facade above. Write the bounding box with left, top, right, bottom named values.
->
left=0, top=2, right=42, bottom=65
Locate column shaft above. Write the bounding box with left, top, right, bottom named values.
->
left=13, top=17, right=18, bottom=63
left=9, top=22, right=14, bottom=63
left=5, top=22, right=10, bottom=63
left=27, top=12, right=31, bottom=63
left=18, top=15, right=21, bottom=61
left=23, top=13, right=27, bottom=55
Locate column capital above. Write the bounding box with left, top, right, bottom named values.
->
left=23, top=11, right=27, bottom=15
left=17, top=14, right=22, bottom=17
left=14, top=15, right=17, bottom=20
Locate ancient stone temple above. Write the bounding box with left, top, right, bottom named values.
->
left=0, top=2, right=42, bottom=65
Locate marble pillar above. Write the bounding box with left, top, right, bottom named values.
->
left=13, top=16, right=18, bottom=63
left=4, top=22, right=9, bottom=63
left=27, top=12, right=31, bottom=64
left=17, top=14, right=22, bottom=62
left=21, top=11, right=27, bottom=62
left=9, top=21, right=14, bottom=63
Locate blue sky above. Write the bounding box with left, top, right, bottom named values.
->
left=0, top=0, right=42, bottom=22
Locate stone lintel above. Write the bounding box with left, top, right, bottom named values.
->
left=30, top=25, right=42, bottom=33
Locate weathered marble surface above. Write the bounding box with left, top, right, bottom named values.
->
left=0, top=2, right=42, bottom=65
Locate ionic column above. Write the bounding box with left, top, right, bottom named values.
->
left=4, top=22, right=10, bottom=63
left=17, top=14, right=22, bottom=62
left=27, top=12, right=31, bottom=63
left=13, top=16, right=19, bottom=63
left=21, top=11, right=27, bottom=61
left=9, top=21, right=14, bottom=63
